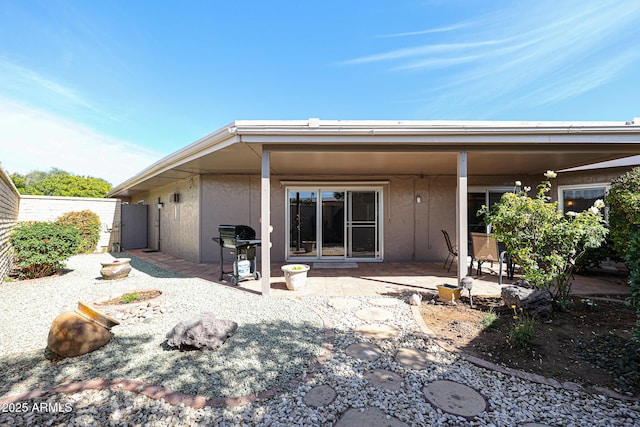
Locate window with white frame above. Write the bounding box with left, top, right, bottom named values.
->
left=558, top=184, right=609, bottom=214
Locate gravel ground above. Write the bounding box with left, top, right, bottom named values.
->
left=1, top=254, right=640, bottom=426
left=0, top=254, right=324, bottom=399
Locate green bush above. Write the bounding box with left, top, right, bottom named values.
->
left=56, top=210, right=101, bottom=254
left=626, top=232, right=640, bottom=342
left=607, top=167, right=640, bottom=259
left=9, top=221, right=81, bottom=279
left=481, top=171, right=607, bottom=304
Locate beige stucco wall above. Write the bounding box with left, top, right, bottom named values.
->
left=0, top=166, right=20, bottom=280
left=200, top=174, right=261, bottom=263
left=132, top=166, right=636, bottom=266
left=18, top=195, right=120, bottom=252
left=130, top=175, right=201, bottom=262
left=199, top=174, right=461, bottom=263
left=555, top=167, right=632, bottom=196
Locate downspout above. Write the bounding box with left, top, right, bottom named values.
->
left=157, top=197, right=162, bottom=251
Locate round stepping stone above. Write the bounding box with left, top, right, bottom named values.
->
left=355, top=307, right=393, bottom=321
left=329, top=297, right=361, bottom=310
left=364, top=369, right=404, bottom=391
left=354, top=323, right=399, bottom=339
left=303, top=384, right=336, bottom=407
left=394, top=348, right=433, bottom=370
left=423, top=380, right=487, bottom=417
left=335, top=407, right=409, bottom=427
left=345, top=342, right=383, bottom=361
left=369, top=297, right=402, bottom=307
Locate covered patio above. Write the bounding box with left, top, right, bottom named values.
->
left=108, top=119, right=640, bottom=296
left=125, top=249, right=631, bottom=299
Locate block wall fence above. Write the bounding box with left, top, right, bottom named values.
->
left=18, top=195, right=121, bottom=254
left=0, top=166, right=20, bottom=280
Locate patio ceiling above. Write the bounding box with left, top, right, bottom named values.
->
left=109, top=119, right=640, bottom=198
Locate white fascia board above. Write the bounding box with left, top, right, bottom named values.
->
left=108, top=124, right=239, bottom=196
left=233, top=118, right=637, bottom=134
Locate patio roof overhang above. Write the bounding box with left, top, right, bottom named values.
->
left=109, top=118, right=640, bottom=198
left=107, top=118, right=640, bottom=296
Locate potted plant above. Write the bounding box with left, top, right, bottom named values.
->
left=281, top=264, right=310, bottom=290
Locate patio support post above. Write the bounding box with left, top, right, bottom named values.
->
left=456, top=151, right=468, bottom=285
left=260, top=149, right=271, bottom=296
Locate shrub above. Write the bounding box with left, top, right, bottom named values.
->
left=574, top=235, right=622, bottom=273
left=626, top=232, right=640, bottom=342
left=607, top=167, right=640, bottom=259
left=9, top=221, right=81, bottom=279
left=57, top=210, right=101, bottom=254
left=481, top=307, right=500, bottom=328
left=481, top=171, right=608, bottom=305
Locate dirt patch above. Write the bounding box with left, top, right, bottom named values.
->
left=95, top=290, right=162, bottom=306
left=420, top=294, right=639, bottom=397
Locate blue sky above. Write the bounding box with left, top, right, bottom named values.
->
left=1, top=0, right=639, bottom=185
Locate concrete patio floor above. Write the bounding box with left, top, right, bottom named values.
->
left=125, top=250, right=631, bottom=298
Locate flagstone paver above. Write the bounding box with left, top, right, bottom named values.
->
left=369, top=297, right=403, bottom=307
left=303, top=384, right=337, bottom=407
left=334, top=407, right=410, bottom=427
left=423, top=380, right=488, bottom=417
left=344, top=342, right=383, bottom=361
left=364, top=369, right=404, bottom=391
left=354, top=306, right=393, bottom=321
left=354, top=323, right=399, bottom=339
left=394, top=347, right=435, bottom=370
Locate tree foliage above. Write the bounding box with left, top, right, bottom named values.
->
left=606, top=167, right=640, bottom=259
left=481, top=172, right=608, bottom=305
left=10, top=168, right=112, bottom=198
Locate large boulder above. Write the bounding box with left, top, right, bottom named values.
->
left=166, top=312, right=237, bottom=350
left=501, top=286, right=553, bottom=318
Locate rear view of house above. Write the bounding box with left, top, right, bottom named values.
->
left=108, top=118, right=640, bottom=294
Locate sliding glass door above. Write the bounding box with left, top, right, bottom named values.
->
left=287, top=187, right=382, bottom=261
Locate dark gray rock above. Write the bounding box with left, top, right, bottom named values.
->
left=501, top=286, right=553, bottom=318
left=513, top=278, right=532, bottom=288
left=166, top=312, right=238, bottom=350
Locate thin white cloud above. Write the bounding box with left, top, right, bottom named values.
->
left=342, top=0, right=640, bottom=114
left=0, top=59, right=112, bottom=119
left=379, top=23, right=471, bottom=38
left=340, top=40, right=505, bottom=65
left=0, top=99, right=161, bottom=186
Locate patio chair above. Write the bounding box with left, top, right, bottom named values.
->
left=441, top=229, right=458, bottom=272
left=470, top=232, right=510, bottom=285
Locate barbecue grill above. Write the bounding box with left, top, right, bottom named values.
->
left=212, top=225, right=261, bottom=286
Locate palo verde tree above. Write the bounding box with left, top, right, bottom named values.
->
left=480, top=171, right=608, bottom=306
left=10, top=168, right=112, bottom=198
